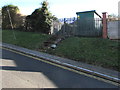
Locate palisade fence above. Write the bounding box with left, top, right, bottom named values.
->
left=51, top=17, right=102, bottom=37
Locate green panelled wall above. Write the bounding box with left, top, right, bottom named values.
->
left=76, top=11, right=95, bottom=19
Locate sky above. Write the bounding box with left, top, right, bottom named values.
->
left=0, top=0, right=119, bottom=18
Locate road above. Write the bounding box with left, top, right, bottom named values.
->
left=1, top=48, right=119, bottom=88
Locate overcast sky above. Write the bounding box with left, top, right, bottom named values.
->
left=0, top=0, right=119, bottom=18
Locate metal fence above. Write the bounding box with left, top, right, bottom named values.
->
left=51, top=17, right=102, bottom=37
left=76, top=18, right=102, bottom=36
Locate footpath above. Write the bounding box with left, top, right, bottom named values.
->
left=1, top=43, right=120, bottom=84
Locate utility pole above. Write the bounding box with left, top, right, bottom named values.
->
left=7, top=6, right=16, bottom=40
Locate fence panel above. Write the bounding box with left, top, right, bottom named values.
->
left=107, top=20, right=120, bottom=39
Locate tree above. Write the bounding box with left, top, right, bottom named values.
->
left=0, top=8, right=2, bottom=29
left=25, top=0, right=55, bottom=34
left=108, top=14, right=119, bottom=21
left=2, top=5, right=25, bottom=29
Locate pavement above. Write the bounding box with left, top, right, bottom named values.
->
left=1, top=43, right=120, bottom=84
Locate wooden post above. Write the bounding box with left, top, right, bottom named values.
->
left=102, top=12, right=107, bottom=38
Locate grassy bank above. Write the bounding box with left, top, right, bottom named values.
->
left=46, top=37, right=119, bottom=71
left=2, top=30, right=120, bottom=71
left=2, top=30, right=50, bottom=50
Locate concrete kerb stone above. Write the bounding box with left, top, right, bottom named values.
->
left=1, top=43, right=120, bottom=84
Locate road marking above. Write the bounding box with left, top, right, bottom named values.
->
left=1, top=47, right=119, bottom=86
